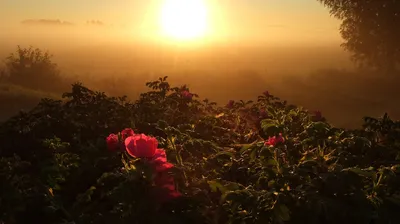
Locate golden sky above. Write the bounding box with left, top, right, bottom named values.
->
left=0, top=0, right=342, bottom=46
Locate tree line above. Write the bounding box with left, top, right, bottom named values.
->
left=318, top=0, right=400, bottom=74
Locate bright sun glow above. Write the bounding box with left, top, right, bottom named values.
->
left=160, top=0, right=208, bottom=41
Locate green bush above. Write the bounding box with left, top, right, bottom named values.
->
left=0, top=77, right=399, bottom=224
left=2, top=46, right=69, bottom=93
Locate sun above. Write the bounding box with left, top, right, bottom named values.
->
left=159, top=0, right=208, bottom=41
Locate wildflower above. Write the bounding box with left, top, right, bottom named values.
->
left=121, top=128, right=134, bottom=139
left=226, top=100, right=234, bottom=108
left=106, top=133, right=120, bottom=151
left=181, top=90, right=193, bottom=99
left=264, top=133, right=285, bottom=146
left=263, top=90, right=271, bottom=97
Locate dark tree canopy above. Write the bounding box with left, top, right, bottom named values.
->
left=318, top=0, right=400, bottom=73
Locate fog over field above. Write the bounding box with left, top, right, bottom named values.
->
left=0, top=14, right=398, bottom=128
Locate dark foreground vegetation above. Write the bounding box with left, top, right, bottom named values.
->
left=1, top=75, right=400, bottom=224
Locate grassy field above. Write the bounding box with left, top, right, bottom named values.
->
left=0, top=82, right=61, bottom=121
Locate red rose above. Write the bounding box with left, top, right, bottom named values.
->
left=121, top=128, right=135, bottom=140
left=106, top=133, right=120, bottom=151
left=121, top=132, right=181, bottom=203
left=125, top=134, right=158, bottom=158
left=153, top=169, right=181, bottom=203
left=264, top=133, right=285, bottom=146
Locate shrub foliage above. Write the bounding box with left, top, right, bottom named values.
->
left=2, top=46, right=68, bottom=92
left=0, top=76, right=399, bottom=224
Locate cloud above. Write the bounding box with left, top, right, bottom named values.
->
left=21, top=19, right=74, bottom=26
left=86, top=20, right=105, bottom=26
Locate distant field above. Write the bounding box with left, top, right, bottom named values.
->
left=1, top=68, right=399, bottom=129
left=0, top=42, right=399, bottom=128
left=0, top=83, right=61, bottom=121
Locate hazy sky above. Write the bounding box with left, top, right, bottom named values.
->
left=0, top=0, right=342, bottom=46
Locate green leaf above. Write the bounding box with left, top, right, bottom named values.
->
left=342, top=167, right=375, bottom=178
left=287, top=110, right=298, bottom=117
left=214, top=151, right=234, bottom=159
left=261, top=119, right=277, bottom=130
left=265, top=159, right=278, bottom=166
left=208, top=180, right=226, bottom=193
left=309, top=121, right=330, bottom=132
left=250, top=148, right=258, bottom=161
left=265, top=126, right=281, bottom=136
left=385, top=194, right=400, bottom=206
left=225, top=182, right=242, bottom=191
left=267, top=107, right=277, bottom=117
left=268, top=180, right=275, bottom=187
left=260, top=147, right=273, bottom=159
left=221, top=191, right=236, bottom=204
left=274, top=204, right=291, bottom=222
left=299, top=160, right=319, bottom=168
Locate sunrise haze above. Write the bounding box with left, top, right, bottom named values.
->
left=2, top=0, right=396, bottom=129
left=0, top=0, right=341, bottom=45
left=0, top=0, right=348, bottom=76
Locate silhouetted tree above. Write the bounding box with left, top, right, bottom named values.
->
left=4, top=46, right=63, bottom=90
left=0, top=68, right=5, bottom=82
left=318, top=0, right=400, bottom=73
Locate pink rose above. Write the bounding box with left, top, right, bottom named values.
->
left=125, top=134, right=158, bottom=158
left=106, top=134, right=120, bottom=151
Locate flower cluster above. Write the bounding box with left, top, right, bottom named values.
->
left=106, top=128, right=181, bottom=203
left=264, top=133, right=285, bottom=146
